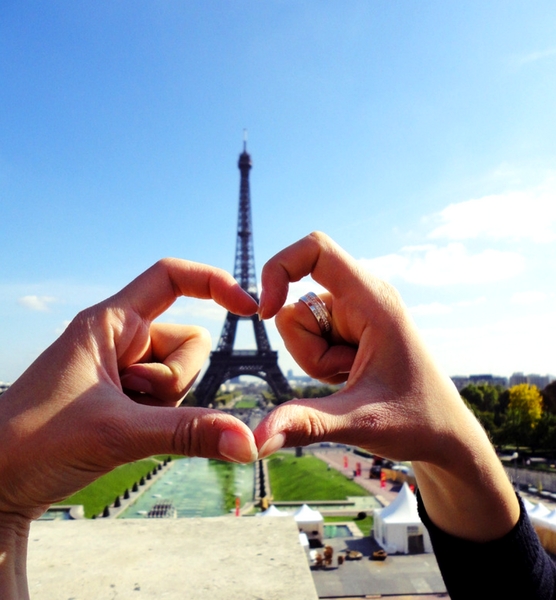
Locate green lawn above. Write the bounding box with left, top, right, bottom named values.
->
left=235, top=398, right=258, bottom=409
left=324, top=514, right=374, bottom=536
left=267, top=453, right=370, bottom=501
left=54, top=457, right=163, bottom=518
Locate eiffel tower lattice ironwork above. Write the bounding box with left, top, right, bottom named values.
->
left=194, top=143, right=293, bottom=407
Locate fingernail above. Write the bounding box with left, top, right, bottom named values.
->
left=219, top=430, right=258, bottom=464
left=120, top=375, right=153, bottom=395
left=258, top=433, right=286, bottom=459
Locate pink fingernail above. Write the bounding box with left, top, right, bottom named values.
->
left=258, top=433, right=286, bottom=459
left=219, top=430, right=258, bottom=464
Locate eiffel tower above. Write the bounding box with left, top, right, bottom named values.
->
left=194, top=142, right=293, bottom=407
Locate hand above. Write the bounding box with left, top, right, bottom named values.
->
left=254, top=232, right=519, bottom=542
left=255, top=231, right=464, bottom=462
left=0, top=258, right=259, bottom=523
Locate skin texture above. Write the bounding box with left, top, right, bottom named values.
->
left=0, top=258, right=259, bottom=599
left=254, top=232, right=519, bottom=543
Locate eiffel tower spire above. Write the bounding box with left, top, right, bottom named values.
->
left=194, top=142, right=293, bottom=407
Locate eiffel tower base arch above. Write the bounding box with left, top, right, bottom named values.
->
left=194, top=350, right=293, bottom=407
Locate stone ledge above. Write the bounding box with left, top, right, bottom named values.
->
left=28, top=516, right=319, bottom=600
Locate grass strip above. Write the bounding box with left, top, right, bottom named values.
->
left=54, top=457, right=161, bottom=518
left=267, top=452, right=370, bottom=501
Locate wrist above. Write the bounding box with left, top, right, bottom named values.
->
left=0, top=512, right=31, bottom=600
left=412, top=414, right=520, bottom=542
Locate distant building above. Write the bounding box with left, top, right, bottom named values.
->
left=451, top=374, right=508, bottom=391
left=510, top=372, right=528, bottom=387
left=525, top=374, right=552, bottom=390
left=469, top=374, right=508, bottom=387
left=288, top=374, right=321, bottom=386
left=452, top=372, right=554, bottom=392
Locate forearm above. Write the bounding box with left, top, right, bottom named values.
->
left=0, top=514, right=31, bottom=600
left=413, top=411, right=520, bottom=542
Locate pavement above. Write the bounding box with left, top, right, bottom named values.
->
left=311, top=447, right=448, bottom=599
left=310, top=536, right=447, bottom=598
left=313, top=447, right=404, bottom=506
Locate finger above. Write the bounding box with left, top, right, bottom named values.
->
left=111, top=258, right=258, bottom=322
left=94, top=402, right=258, bottom=465
left=275, top=302, right=356, bottom=381
left=120, top=324, right=211, bottom=405
left=259, top=232, right=361, bottom=319
left=254, top=393, right=375, bottom=459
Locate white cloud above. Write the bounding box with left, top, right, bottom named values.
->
left=17, top=295, right=57, bottom=312
left=454, top=296, right=487, bottom=308
left=421, top=308, right=556, bottom=377
left=516, top=47, right=556, bottom=67
left=282, top=278, right=327, bottom=305
left=427, top=187, right=556, bottom=243
left=410, top=302, right=453, bottom=316
left=511, top=291, right=547, bottom=305
left=164, top=298, right=227, bottom=321
left=359, top=243, right=524, bottom=286
left=409, top=296, right=486, bottom=317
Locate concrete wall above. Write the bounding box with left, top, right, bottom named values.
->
left=28, top=516, right=319, bottom=600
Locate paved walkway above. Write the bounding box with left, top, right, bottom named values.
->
left=313, top=447, right=402, bottom=506
left=311, top=447, right=449, bottom=599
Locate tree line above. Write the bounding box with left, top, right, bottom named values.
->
left=461, top=381, right=556, bottom=455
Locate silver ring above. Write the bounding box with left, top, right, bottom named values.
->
left=299, top=292, right=332, bottom=335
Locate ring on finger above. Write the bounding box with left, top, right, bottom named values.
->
left=299, top=292, right=332, bottom=336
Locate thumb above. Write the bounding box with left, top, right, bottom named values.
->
left=254, top=394, right=355, bottom=458
left=100, top=404, right=258, bottom=464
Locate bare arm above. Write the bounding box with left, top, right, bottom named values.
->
left=254, top=231, right=519, bottom=542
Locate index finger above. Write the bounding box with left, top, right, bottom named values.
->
left=259, top=231, right=363, bottom=319
left=110, top=258, right=258, bottom=322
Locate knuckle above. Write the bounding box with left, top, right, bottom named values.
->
left=274, top=305, right=294, bottom=332
left=304, top=411, right=328, bottom=442
left=153, top=257, right=176, bottom=271
left=163, top=375, right=187, bottom=403
left=280, top=406, right=328, bottom=447
left=172, top=412, right=217, bottom=457
left=306, top=230, right=333, bottom=255
left=193, top=326, right=212, bottom=352
left=307, top=230, right=329, bottom=246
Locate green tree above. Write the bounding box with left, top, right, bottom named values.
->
left=296, top=385, right=339, bottom=399
left=460, top=384, right=504, bottom=441
left=530, top=413, right=556, bottom=455
left=508, top=384, right=543, bottom=426
left=541, top=380, right=556, bottom=415
left=500, top=384, right=543, bottom=450
left=460, top=383, right=504, bottom=413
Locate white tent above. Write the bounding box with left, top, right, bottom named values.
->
left=256, top=505, right=291, bottom=517
left=527, top=504, right=556, bottom=554
left=298, top=532, right=310, bottom=558
left=522, top=496, right=535, bottom=514
left=373, top=483, right=433, bottom=554
left=293, top=504, right=324, bottom=544
left=538, top=509, right=556, bottom=531
left=528, top=502, right=551, bottom=525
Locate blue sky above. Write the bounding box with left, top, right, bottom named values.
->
left=2, top=1, right=556, bottom=383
